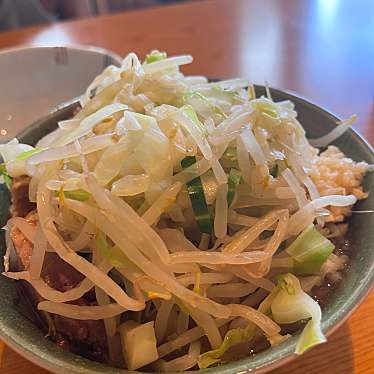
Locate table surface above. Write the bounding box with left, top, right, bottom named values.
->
left=0, top=0, right=373, bottom=373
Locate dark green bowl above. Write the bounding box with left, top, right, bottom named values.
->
left=0, top=87, right=373, bottom=374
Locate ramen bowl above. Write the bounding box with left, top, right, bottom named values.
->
left=0, top=86, right=373, bottom=374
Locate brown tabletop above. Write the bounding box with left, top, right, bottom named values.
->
left=0, top=0, right=373, bottom=373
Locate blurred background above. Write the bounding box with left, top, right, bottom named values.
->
left=0, top=0, right=372, bottom=142
left=0, top=0, right=192, bottom=31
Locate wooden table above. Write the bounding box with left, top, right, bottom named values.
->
left=0, top=0, right=373, bottom=373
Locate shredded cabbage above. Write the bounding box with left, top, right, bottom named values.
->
left=271, top=273, right=326, bottom=354
left=286, top=225, right=334, bottom=274
left=198, top=286, right=281, bottom=368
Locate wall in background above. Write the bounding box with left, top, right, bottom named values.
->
left=0, top=0, right=194, bottom=31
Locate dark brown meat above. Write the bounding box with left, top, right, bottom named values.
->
left=9, top=180, right=108, bottom=363
left=10, top=176, right=36, bottom=217
left=54, top=298, right=107, bottom=351
left=42, top=253, right=85, bottom=292
left=10, top=211, right=37, bottom=271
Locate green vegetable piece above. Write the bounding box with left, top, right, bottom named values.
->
left=271, top=273, right=326, bottom=355
left=296, top=318, right=326, bottom=355
left=63, top=189, right=91, bottom=202
left=15, top=148, right=42, bottom=161
left=198, top=328, right=248, bottom=369
left=286, top=225, right=334, bottom=274
left=96, top=231, right=138, bottom=270
left=181, top=156, right=212, bottom=234
left=227, top=168, right=241, bottom=207
left=145, top=51, right=167, bottom=64
left=198, top=286, right=280, bottom=369
left=0, top=163, right=11, bottom=189
left=55, top=189, right=91, bottom=202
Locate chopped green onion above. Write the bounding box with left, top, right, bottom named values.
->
left=227, top=168, right=241, bottom=207
left=55, top=189, right=91, bottom=202
left=0, top=163, right=11, bottom=189
left=181, top=156, right=212, bottom=235
left=144, top=50, right=167, bottom=64
left=286, top=225, right=334, bottom=274
left=15, top=148, right=42, bottom=161
left=64, top=189, right=91, bottom=202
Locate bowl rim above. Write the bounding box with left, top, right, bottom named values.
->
left=0, top=85, right=373, bottom=374
left=0, top=44, right=122, bottom=66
